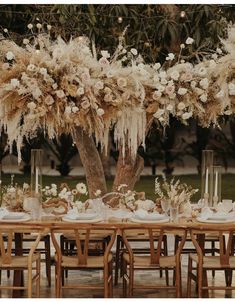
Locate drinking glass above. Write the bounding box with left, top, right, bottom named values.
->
left=161, top=199, right=170, bottom=216
left=170, top=206, right=179, bottom=223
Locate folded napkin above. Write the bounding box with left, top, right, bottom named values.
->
left=66, top=211, right=97, bottom=220
left=108, top=209, right=133, bottom=219
left=200, top=207, right=235, bottom=221
left=134, top=209, right=166, bottom=221
left=0, top=208, right=9, bottom=219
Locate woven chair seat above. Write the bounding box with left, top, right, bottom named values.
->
left=0, top=254, right=39, bottom=268
left=123, top=253, right=176, bottom=268
left=190, top=253, right=235, bottom=269
left=57, top=253, right=113, bottom=268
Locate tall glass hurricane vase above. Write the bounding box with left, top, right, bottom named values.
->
left=201, top=150, right=214, bottom=207
left=212, top=165, right=222, bottom=208
left=31, top=149, right=43, bottom=201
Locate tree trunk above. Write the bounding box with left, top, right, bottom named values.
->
left=112, top=149, right=144, bottom=191
left=74, top=127, right=107, bottom=198
left=99, top=135, right=112, bottom=179
left=113, top=116, right=154, bottom=191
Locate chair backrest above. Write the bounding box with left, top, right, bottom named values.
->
left=190, top=225, right=235, bottom=267
left=122, top=225, right=187, bottom=265
left=0, top=225, right=49, bottom=265
left=51, top=225, right=117, bottom=265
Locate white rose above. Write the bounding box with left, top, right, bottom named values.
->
left=153, top=109, right=165, bottom=119
left=178, top=88, right=187, bottom=95
left=72, top=106, right=79, bottom=113
left=199, top=78, right=209, bottom=90
left=180, top=44, right=185, bottom=49
left=97, top=108, right=105, bottom=116
left=130, top=48, right=138, bottom=56
left=186, top=37, right=194, bottom=44
left=36, top=23, right=42, bottom=29
left=153, top=63, right=161, bottom=70
left=47, top=25, right=52, bottom=30
left=165, top=85, right=175, bottom=95
left=160, top=78, right=167, bottom=85
left=177, top=102, right=186, bottom=110
left=6, top=51, right=14, bottom=60
left=155, top=83, right=165, bottom=92
left=197, top=67, right=207, bottom=77
left=27, top=101, right=36, bottom=110
left=182, top=111, right=192, bottom=120
left=94, top=189, right=101, bottom=197
left=95, top=81, right=104, bottom=90
left=10, top=78, right=20, bottom=88
left=117, top=77, right=127, bottom=88
left=65, top=106, right=72, bottom=114
left=76, top=87, right=84, bottom=96
left=190, top=81, right=197, bottom=88
left=166, top=53, right=175, bottom=61
left=166, top=104, right=174, bottom=112
left=170, top=70, right=180, bottom=81
left=23, top=38, right=29, bottom=45
left=215, top=90, right=224, bottom=98
left=200, top=94, right=207, bottom=103
left=101, top=50, right=110, bottom=58
left=45, top=95, right=54, bottom=105
left=27, top=24, right=33, bottom=29
left=52, top=83, right=58, bottom=90
left=152, top=90, right=162, bottom=100
left=56, top=90, right=65, bottom=98
left=228, top=83, right=235, bottom=96
left=159, top=71, right=167, bottom=79
left=216, top=48, right=222, bottom=54
left=27, top=64, right=37, bottom=72
left=39, top=68, right=47, bottom=76
left=81, top=99, right=90, bottom=110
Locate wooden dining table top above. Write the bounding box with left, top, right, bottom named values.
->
left=1, top=215, right=235, bottom=231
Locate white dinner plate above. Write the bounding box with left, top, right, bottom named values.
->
left=130, top=217, right=169, bottom=224
left=0, top=213, right=31, bottom=222
left=196, top=216, right=235, bottom=224
left=62, top=216, right=103, bottom=223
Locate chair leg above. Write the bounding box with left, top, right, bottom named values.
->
left=187, top=256, right=192, bottom=298
left=163, top=236, right=169, bottom=286
left=114, top=235, right=121, bottom=286
left=104, top=264, right=109, bottom=298
left=36, top=256, right=41, bottom=297
left=122, top=259, right=128, bottom=298
left=198, top=266, right=203, bottom=298
left=44, top=235, right=51, bottom=287
left=108, top=260, right=113, bottom=297
left=55, top=264, right=62, bottom=298
left=175, top=262, right=182, bottom=298
left=128, top=264, right=134, bottom=297
left=27, top=266, right=33, bottom=298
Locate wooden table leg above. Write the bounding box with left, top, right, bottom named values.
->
left=13, top=233, right=24, bottom=298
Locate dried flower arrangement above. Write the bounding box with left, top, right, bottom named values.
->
left=155, top=177, right=199, bottom=209
left=0, top=25, right=234, bottom=162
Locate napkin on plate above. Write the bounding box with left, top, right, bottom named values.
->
left=0, top=208, right=9, bottom=219
left=108, top=209, right=133, bottom=219
left=134, top=209, right=166, bottom=221
left=66, top=211, right=97, bottom=220
left=200, top=207, right=235, bottom=221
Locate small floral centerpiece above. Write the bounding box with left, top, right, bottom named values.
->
left=155, top=177, right=198, bottom=213
left=41, top=182, right=88, bottom=215
left=1, top=182, right=30, bottom=211
left=102, top=183, right=156, bottom=212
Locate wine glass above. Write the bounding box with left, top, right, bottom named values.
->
left=161, top=199, right=170, bottom=216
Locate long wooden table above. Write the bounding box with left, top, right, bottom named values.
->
left=2, top=216, right=235, bottom=298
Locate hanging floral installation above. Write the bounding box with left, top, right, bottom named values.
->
left=0, top=24, right=234, bottom=163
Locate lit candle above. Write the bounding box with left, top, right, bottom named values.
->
left=35, top=167, right=39, bottom=194
left=214, top=171, right=218, bottom=197
left=205, top=168, right=209, bottom=194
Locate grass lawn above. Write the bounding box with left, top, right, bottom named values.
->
left=2, top=173, right=235, bottom=203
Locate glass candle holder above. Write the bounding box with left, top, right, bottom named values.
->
left=31, top=149, right=43, bottom=201
left=212, top=165, right=222, bottom=208
left=201, top=150, right=214, bottom=207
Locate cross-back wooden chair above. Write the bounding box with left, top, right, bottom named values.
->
left=121, top=225, right=187, bottom=298
left=51, top=225, right=117, bottom=298
left=60, top=230, right=112, bottom=285
left=115, top=229, right=169, bottom=285
left=187, top=225, right=235, bottom=298
left=0, top=224, right=48, bottom=298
